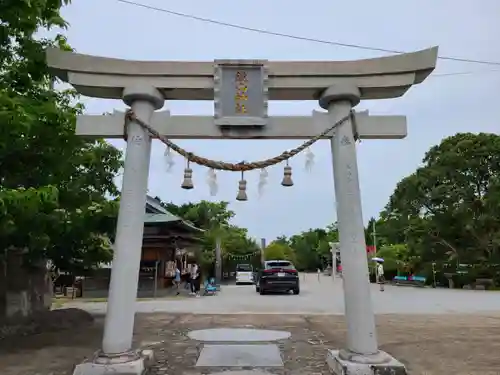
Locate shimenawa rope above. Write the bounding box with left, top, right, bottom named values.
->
left=124, top=109, right=353, bottom=172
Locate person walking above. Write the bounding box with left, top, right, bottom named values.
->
left=173, top=265, right=181, bottom=296
left=190, top=262, right=200, bottom=296
left=193, top=263, right=201, bottom=297
left=184, top=267, right=191, bottom=290
left=376, top=260, right=385, bottom=291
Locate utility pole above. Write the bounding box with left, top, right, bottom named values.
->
left=260, top=238, right=266, bottom=266
left=209, top=206, right=222, bottom=287
left=329, top=242, right=339, bottom=281
left=215, top=236, right=222, bottom=286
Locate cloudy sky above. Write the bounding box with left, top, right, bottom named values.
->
left=57, top=0, right=500, bottom=241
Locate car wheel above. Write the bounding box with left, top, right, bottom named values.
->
left=259, top=289, right=266, bottom=295
left=255, top=286, right=260, bottom=293
left=293, top=288, right=300, bottom=295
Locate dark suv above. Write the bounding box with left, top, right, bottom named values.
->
left=256, top=260, right=300, bottom=295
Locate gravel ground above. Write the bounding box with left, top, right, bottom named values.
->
left=1, top=312, right=500, bottom=375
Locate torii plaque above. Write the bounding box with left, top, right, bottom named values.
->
left=46, top=46, right=438, bottom=375
left=214, top=59, right=269, bottom=127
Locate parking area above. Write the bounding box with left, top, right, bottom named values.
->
left=61, top=273, right=500, bottom=315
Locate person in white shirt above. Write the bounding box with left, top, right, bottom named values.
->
left=189, top=263, right=198, bottom=295
left=190, top=262, right=201, bottom=297
left=376, top=261, right=385, bottom=292
left=173, top=266, right=181, bottom=296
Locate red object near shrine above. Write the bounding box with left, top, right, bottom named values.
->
left=366, top=245, right=376, bottom=254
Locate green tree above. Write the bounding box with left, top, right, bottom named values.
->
left=374, top=244, right=411, bottom=275
left=161, top=200, right=235, bottom=230
left=286, top=224, right=339, bottom=271
left=365, top=217, right=377, bottom=248
left=382, top=133, right=500, bottom=281
left=220, top=225, right=260, bottom=270
left=374, top=213, right=409, bottom=247
left=264, top=242, right=296, bottom=263
left=0, top=0, right=122, bottom=317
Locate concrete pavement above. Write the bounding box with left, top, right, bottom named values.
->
left=61, top=273, right=500, bottom=315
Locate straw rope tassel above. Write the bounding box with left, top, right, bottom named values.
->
left=281, top=160, right=294, bottom=187
left=236, top=170, right=248, bottom=201
left=181, top=159, right=194, bottom=189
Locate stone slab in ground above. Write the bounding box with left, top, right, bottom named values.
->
left=196, top=344, right=283, bottom=367
left=2, top=313, right=500, bottom=375
left=188, top=328, right=291, bottom=342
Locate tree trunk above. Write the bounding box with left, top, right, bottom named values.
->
left=0, top=258, right=7, bottom=319
left=0, top=250, right=52, bottom=320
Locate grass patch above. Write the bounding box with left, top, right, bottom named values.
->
left=52, top=295, right=187, bottom=308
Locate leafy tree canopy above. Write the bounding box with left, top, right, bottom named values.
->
left=376, top=133, right=500, bottom=282
left=0, top=0, right=122, bottom=273
left=266, top=133, right=500, bottom=284
left=274, top=224, right=339, bottom=271
left=264, top=242, right=296, bottom=264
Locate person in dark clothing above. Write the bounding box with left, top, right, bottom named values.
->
left=189, top=262, right=201, bottom=296
left=184, top=272, right=191, bottom=290
left=193, top=263, right=202, bottom=296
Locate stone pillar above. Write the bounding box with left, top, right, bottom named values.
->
left=320, top=84, right=406, bottom=374
left=102, top=85, right=164, bottom=354
left=73, top=85, right=164, bottom=375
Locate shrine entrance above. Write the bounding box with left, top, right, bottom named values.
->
left=47, top=46, right=438, bottom=375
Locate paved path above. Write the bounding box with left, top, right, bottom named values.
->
left=64, top=274, right=500, bottom=315
left=4, top=313, right=500, bottom=375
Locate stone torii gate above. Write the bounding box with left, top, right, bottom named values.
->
left=47, top=47, right=437, bottom=375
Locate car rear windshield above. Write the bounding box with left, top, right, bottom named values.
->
left=267, top=261, right=292, bottom=268
left=236, top=264, right=253, bottom=272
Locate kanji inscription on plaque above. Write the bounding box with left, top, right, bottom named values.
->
left=214, top=60, right=269, bottom=127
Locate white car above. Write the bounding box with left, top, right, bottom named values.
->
left=235, top=264, right=254, bottom=285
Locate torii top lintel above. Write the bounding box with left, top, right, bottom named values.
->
left=46, top=47, right=438, bottom=101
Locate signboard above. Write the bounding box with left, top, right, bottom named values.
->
left=214, top=59, right=269, bottom=127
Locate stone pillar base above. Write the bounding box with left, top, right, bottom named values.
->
left=73, top=349, right=154, bottom=375
left=327, top=349, right=407, bottom=375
